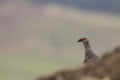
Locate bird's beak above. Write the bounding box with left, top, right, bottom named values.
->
left=77, top=39, right=82, bottom=42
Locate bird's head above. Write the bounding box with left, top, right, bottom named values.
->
left=77, top=37, right=88, bottom=43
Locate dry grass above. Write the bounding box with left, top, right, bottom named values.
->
left=37, top=46, right=120, bottom=80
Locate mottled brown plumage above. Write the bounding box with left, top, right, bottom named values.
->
left=78, top=37, right=99, bottom=65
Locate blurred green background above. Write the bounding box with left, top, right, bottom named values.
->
left=0, top=0, right=120, bottom=80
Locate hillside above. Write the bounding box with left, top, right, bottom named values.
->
left=31, top=0, right=120, bottom=14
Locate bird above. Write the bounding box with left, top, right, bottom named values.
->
left=77, top=37, right=99, bottom=65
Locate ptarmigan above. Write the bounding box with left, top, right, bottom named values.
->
left=77, top=37, right=99, bottom=65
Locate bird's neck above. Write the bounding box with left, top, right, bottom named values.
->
left=83, top=41, right=93, bottom=53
